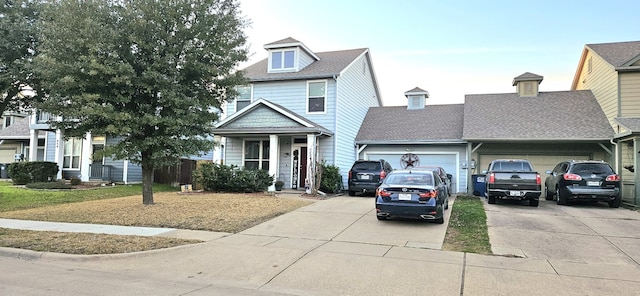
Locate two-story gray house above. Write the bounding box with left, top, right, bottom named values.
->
left=212, top=37, right=382, bottom=190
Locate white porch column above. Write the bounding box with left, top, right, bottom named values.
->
left=306, top=134, right=317, bottom=193
left=54, top=129, right=65, bottom=180
left=123, top=160, right=129, bottom=184
left=28, top=129, right=38, bottom=162
left=268, top=134, right=279, bottom=192
left=80, top=132, right=92, bottom=181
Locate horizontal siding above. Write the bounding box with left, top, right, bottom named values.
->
left=223, top=137, right=243, bottom=167
left=127, top=162, right=142, bottom=183
left=334, top=52, right=380, bottom=186
left=621, top=72, right=640, bottom=116
left=298, top=49, right=314, bottom=69
left=575, top=51, right=618, bottom=128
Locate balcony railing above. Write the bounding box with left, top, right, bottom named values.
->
left=36, top=111, right=53, bottom=123
left=89, top=164, right=113, bottom=182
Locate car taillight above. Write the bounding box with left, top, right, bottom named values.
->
left=488, top=173, right=495, bottom=184
left=606, top=174, right=620, bottom=182
left=348, top=171, right=352, bottom=179
left=536, top=174, right=541, bottom=185
left=419, top=190, right=437, bottom=199
left=377, top=188, right=391, bottom=197
left=380, top=170, right=386, bottom=179
left=564, top=173, right=582, bottom=181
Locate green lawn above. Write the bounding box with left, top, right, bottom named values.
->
left=443, top=194, right=492, bottom=254
left=0, top=182, right=178, bottom=212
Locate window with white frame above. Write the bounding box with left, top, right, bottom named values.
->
left=3, top=116, right=12, bottom=128
left=307, top=81, right=326, bottom=113
left=236, top=85, right=252, bottom=111
left=270, top=50, right=295, bottom=71
left=63, top=138, right=82, bottom=169
left=244, top=140, right=270, bottom=171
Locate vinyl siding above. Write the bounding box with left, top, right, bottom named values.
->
left=575, top=51, right=619, bottom=128
left=45, top=131, right=56, bottom=161
left=223, top=137, right=243, bottom=167
left=620, top=72, right=640, bottom=116
left=335, top=52, right=380, bottom=185
left=127, top=162, right=142, bottom=183
left=298, top=49, right=314, bottom=69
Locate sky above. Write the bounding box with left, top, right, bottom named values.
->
left=238, top=0, right=640, bottom=106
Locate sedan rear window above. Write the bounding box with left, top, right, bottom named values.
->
left=385, top=173, right=433, bottom=186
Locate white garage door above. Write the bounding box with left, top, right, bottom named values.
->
left=366, top=153, right=458, bottom=192
left=479, top=154, right=590, bottom=180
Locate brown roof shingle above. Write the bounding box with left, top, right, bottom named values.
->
left=242, top=48, right=368, bottom=82
left=463, top=90, right=613, bottom=141
left=355, top=104, right=464, bottom=144
left=587, top=41, right=640, bottom=67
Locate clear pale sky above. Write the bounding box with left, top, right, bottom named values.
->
left=238, top=0, right=640, bottom=106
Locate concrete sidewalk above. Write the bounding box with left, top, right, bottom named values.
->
left=2, top=196, right=640, bottom=295
left=0, top=218, right=228, bottom=241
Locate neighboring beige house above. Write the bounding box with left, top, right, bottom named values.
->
left=572, top=40, right=640, bottom=205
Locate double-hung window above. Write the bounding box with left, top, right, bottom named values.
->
left=270, top=50, right=295, bottom=71
left=236, top=85, right=252, bottom=111
left=63, top=138, right=82, bottom=169
left=244, top=140, right=270, bottom=171
left=307, top=81, right=326, bottom=113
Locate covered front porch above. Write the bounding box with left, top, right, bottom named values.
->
left=212, top=99, right=333, bottom=191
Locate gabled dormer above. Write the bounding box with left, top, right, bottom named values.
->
left=512, top=72, right=543, bottom=97
left=404, top=87, right=429, bottom=110
left=264, top=37, right=320, bottom=73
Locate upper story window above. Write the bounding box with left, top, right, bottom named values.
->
left=307, top=81, right=326, bottom=113
left=270, top=50, right=295, bottom=72
left=236, top=85, right=252, bottom=111
left=3, top=116, right=12, bottom=128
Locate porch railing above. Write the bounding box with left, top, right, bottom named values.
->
left=89, top=164, right=113, bottom=182
left=36, top=111, right=53, bottom=123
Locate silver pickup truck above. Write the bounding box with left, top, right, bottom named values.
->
left=484, top=159, right=541, bottom=207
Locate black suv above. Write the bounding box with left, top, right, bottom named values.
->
left=544, top=160, right=621, bottom=207
left=348, top=159, right=393, bottom=196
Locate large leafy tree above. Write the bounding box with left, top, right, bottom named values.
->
left=0, top=0, right=43, bottom=115
left=34, top=0, right=248, bottom=204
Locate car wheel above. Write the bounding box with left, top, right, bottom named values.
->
left=556, top=188, right=567, bottom=205
left=435, top=216, right=444, bottom=224
left=376, top=215, right=387, bottom=220
left=608, top=197, right=621, bottom=208
left=348, top=190, right=355, bottom=196
left=445, top=198, right=449, bottom=210
left=529, top=199, right=539, bottom=207
left=488, top=195, right=496, bottom=204
left=544, top=185, right=553, bottom=200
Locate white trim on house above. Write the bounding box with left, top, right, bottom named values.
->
left=306, top=79, right=328, bottom=115
left=215, top=99, right=317, bottom=129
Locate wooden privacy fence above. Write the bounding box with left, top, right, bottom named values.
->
left=154, top=159, right=206, bottom=187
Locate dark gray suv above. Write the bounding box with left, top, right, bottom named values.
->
left=348, top=159, right=393, bottom=196
left=544, top=160, right=621, bottom=207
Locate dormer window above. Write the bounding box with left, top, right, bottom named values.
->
left=270, top=50, right=296, bottom=71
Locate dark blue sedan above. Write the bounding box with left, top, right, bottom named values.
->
left=375, top=169, right=449, bottom=224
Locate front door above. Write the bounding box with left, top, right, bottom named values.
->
left=291, top=146, right=307, bottom=189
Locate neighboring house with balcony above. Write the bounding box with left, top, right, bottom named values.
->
left=212, top=37, right=382, bottom=190
left=572, top=40, right=640, bottom=204
left=0, top=113, right=44, bottom=165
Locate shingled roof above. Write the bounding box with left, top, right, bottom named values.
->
left=242, top=48, right=369, bottom=82
left=615, top=117, right=640, bottom=134
left=355, top=105, right=464, bottom=144
left=0, top=117, right=41, bottom=140
left=587, top=40, right=640, bottom=67
left=463, top=90, right=613, bottom=141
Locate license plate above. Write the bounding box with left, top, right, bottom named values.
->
left=587, top=181, right=600, bottom=186
left=360, top=174, right=370, bottom=180
left=509, top=191, right=521, bottom=197
left=399, top=193, right=412, bottom=200
left=477, top=177, right=485, bottom=182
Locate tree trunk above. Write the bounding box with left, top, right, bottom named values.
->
left=142, top=162, right=154, bottom=205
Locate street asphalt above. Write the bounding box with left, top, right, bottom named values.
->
left=2, top=194, right=640, bottom=295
